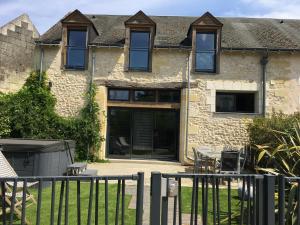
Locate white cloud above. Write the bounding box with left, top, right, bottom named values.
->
left=238, top=0, right=300, bottom=18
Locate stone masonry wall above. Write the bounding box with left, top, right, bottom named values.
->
left=40, top=46, right=90, bottom=117
left=37, top=46, right=300, bottom=162
left=0, top=14, right=39, bottom=93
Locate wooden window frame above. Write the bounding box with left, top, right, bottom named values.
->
left=61, top=25, right=89, bottom=70
left=128, top=30, right=151, bottom=71
left=215, top=91, right=257, bottom=114
left=195, top=31, right=217, bottom=73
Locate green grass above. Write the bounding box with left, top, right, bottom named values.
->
left=7, top=182, right=135, bottom=225
left=181, top=186, right=242, bottom=225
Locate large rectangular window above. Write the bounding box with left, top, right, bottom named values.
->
left=129, top=31, right=150, bottom=71
left=66, top=29, right=87, bottom=69
left=195, top=32, right=216, bottom=72
left=216, top=92, right=256, bottom=113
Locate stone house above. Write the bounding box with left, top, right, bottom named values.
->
left=1, top=10, right=300, bottom=163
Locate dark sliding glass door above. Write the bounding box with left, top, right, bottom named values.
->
left=107, top=108, right=179, bottom=160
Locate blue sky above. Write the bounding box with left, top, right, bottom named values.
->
left=1, top=0, right=300, bottom=34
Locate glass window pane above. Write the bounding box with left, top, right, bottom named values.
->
left=236, top=93, right=255, bottom=113
left=68, top=30, right=86, bottom=47
left=130, top=32, right=149, bottom=48
left=216, top=92, right=256, bottom=113
left=109, top=89, right=130, bottom=101
left=216, top=93, right=235, bottom=112
left=129, top=50, right=149, bottom=70
left=66, top=47, right=85, bottom=68
left=158, top=90, right=180, bottom=103
left=196, top=52, right=215, bottom=71
left=196, top=33, right=215, bottom=51
left=134, top=90, right=155, bottom=102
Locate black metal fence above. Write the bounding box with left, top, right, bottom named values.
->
left=0, top=173, right=144, bottom=225
left=150, top=172, right=300, bottom=225
left=1, top=172, right=300, bottom=225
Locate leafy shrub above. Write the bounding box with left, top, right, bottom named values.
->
left=248, top=112, right=300, bottom=147
left=0, top=71, right=103, bottom=161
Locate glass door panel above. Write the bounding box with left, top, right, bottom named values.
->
left=153, top=111, right=178, bottom=158
left=132, top=111, right=153, bottom=158
left=107, top=108, right=131, bottom=158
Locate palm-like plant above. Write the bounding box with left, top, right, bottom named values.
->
left=255, top=121, right=300, bottom=224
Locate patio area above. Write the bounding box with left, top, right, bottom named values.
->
left=88, top=159, right=192, bottom=186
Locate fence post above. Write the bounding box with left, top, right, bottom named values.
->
left=278, top=175, right=285, bottom=225
left=150, top=172, right=162, bottom=225
left=263, top=175, right=275, bottom=225
left=256, top=178, right=264, bottom=225
left=136, top=172, right=144, bottom=225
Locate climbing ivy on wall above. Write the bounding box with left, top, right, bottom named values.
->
left=0, top=71, right=103, bottom=161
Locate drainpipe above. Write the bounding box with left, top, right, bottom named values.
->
left=184, top=52, right=194, bottom=162
left=90, top=48, right=96, bottom=96
left=260, top=53, right=268, bottom=117
left=39, top=47, right=44, bottom=84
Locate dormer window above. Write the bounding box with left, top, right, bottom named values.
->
left=195, top=32, right=216, bottom=72
left=189, top=12, right=223, bottom=74
left=129, top=31, right=150, bottom=71
left=66, top=29, right=87, bottom=69
left=124, top=11, right=156, bottom=72
left=60, top=9, right=99, bottom=70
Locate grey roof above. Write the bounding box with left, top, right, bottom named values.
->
left=38, top=14, right=300, bottom=50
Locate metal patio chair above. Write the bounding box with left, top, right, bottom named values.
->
left=193, top=147, right=217, bottom=173
left=0, top=150, right=37, bottom=224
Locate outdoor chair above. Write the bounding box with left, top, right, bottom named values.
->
left=0, top=151, right=37, bottom=224
left=219, top=150, right=241, bottom=174
left=193, top=147, right=217, bottom=174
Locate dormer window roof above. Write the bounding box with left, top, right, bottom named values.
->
left=124, top=11, right=156, bottom=72
left=189, top=12, right=223, bottom=74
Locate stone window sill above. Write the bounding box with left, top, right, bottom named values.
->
left=213, top=112, right=261, bottom=116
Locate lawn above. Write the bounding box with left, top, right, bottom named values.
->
left=7, top=182, right=136, bottom=225
left=5, top=181, right=245, bottom=225
left=181, top=186, right=243, bottom=225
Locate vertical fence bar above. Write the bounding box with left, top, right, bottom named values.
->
left=9, top=179, right=17, bottom=225
left=252, top=177, right=256, bottom=225
left=190, top=177, right=196, bottom=225
left=87, top=178, right=94, bottom=225
left=212, top=177, right=216, bottom=225
left=121, top=180, right=125, bottom=225
left=239, top=177, right=245, bottom=225
left=50, top=180, right=56, bottom=225
left=173, top=195, right=177, bottom=225
left=201, top=177, right=206, bottom=225
left=36, top=179, right=42, bottom=225
left=178, top=178, right=182, bottom=225
left=195, top=177, right=199, bottom=225
left=57, top=180, right=65, bottom=225
left=227, top=177, right=231, bottom=225
left=21, top=179, right=27, bottom=225
left=77, top=180, right=81, bottom=225
left=1, top=181, right=6, bottom=225
left=95, top=179, right=99, bottom=225
left=256, top=178, right=264, bottom=225
left=247, top=176, right=251, bottom=225
left=263, top=175, right=275, bottom=225
left=216, top=177, right=220, bottom=225
left=105, top=178, right=109, bottom=225
left=204, top=176, right=209, bottom=225
left=297, top=180, right=300, bottom=225
left=65, top=178, right=69, bottom=225
left=115, top=180, right=121, bottom=225
left=150, top=172, right=162, bottom=225
left=136, top=172, right=144, bottom=225
left=278, top=175, right=285, bottom=225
